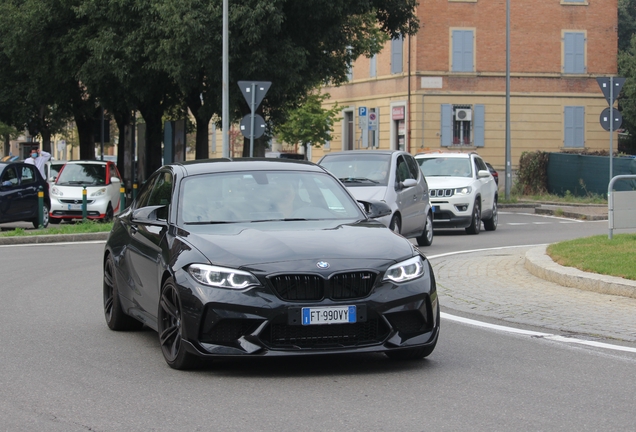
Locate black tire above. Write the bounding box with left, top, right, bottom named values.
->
left=389, top=214, right=401, bottom=235
left=104, top=203, right=114, bottom=223
left=158, top=278, right=199, bottom=370
left=416, top=212, right=434, bottom=247
left=32, top=203, right=50, bottom=228
left=103, top=255, right=143, bottom=331
left=465, top=200, right=481, bottom=235
left=483, top=198, right=498, bottom=231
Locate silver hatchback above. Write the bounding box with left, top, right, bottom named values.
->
left=318, top=150, right=433, bottom=246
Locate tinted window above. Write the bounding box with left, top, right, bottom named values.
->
left=148, top=172, right=173, bottom=220
left=135, top=176, right=158, bottom=209
left=405, top=154, right=420, bottom=180
left=474, top=157, right=488, bottom=172
left=396, top=156, right=414, bottom=183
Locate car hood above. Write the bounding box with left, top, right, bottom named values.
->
left=180, top=220, right=416, bottom=270
left=52, top=184, right=109, bottom=197
left=342, top=186, right=388, bottom=202
left=424, top=176, right=474, bottom=189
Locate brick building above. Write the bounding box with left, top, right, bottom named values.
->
left=312, top=0, right=618, bottom=179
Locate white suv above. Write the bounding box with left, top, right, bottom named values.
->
left=415, top=152, right=497, bottom=234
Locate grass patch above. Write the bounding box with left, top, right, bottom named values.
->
left=0, top=221, right=113, bottom=237
left=547, top=234, right=636, bottom=281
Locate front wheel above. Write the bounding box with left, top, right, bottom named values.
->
left=158, top=278, right=199, bottom=370
left=104, top=203, right=114, bottom=223
left=32, top=203, right=50, bottom=228
left=103, top=255, right=143, bottom=331
left=483, top=199, right=498, bottom=231
left=416, top=212, right=434, bottom=246
left=465, top=200, right=481, bottom=235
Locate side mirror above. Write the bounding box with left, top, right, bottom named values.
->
left=477, top=170, right=491, bottom=179
left=111, top=177, right=121, bottom=183
left=397, top=178, right=417, bottom=190
left=358, top=200, right=392, bottom=219
left=131, top=205, right=168, bottom=225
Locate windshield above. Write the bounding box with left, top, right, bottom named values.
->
left=56, top=163, right=107, bottom=185
left=418, top=157, right=472, bottom=178
left=179, top=170, right=364, bottom=225
left=319, top=154, right=391, bottom=186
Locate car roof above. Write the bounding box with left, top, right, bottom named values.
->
left=321, top=150, right=403, bottom=156
left=415, top=151, right=476, bottom=158
left=172, top=158, right=326, bottom=176
left=63, top=160, right=110, bottom=165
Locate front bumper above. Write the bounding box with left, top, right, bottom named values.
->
left=50, top=195, right=113, bottom=220
left=174, top=267, right=440, bottom=357
left=431, top=200, right=473, bottom=228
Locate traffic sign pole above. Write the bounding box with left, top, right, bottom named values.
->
left=250, top=83, right=256, bottom=157
left=610, top=77, right=614, bottom=181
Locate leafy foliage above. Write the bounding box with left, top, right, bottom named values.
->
left=516, top=151, right=549, bottom=195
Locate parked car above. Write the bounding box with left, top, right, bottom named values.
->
left=317, top=150, right=433, bottom=246
left=103, top=158, right=440, bottom=369
left=49, top=160, right=123, bottom=223
left=0, top=161, right=50, bottom=228
left=415, top=151, right=498, bottom=234
left=485, top=162, right=499, bottom=186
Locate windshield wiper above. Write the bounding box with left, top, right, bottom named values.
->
left=338, top=177, right=379, bottom=184
left=250, top=218, right=309, bottom=223
left=58, top=180, right=88, bottom=185
left=185, top=220, right=237, bottom=225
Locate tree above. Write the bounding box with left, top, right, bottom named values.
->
left=275, top=92, right=340, bottom=157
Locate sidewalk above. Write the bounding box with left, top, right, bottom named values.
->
left=500, top=202, right=608, bottom=220
left=430, top=245, right=636, bottom=343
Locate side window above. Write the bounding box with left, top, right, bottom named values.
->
left=148, top=172, right=173, bottom=220
left=474, top=157, right=488, bottom=173
left=1, top=166, right=18, bottom=186
left=21, top=166, right=36, bottom=185
left=135, top=176, right=158, bottom=209
left=405, top=155, right=420, bottom=180
left=396, top=156, right=413, bottom=184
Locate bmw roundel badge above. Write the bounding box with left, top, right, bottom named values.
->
left=316, top=261, right=330, bottom=269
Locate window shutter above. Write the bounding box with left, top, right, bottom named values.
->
left=441, top=104, right=453, bottom=147
left=370, top=54, right=377, bottom=78
left=564, top=32, right=585, bottom=74
left=452, top=30, right=474, bottom=72
left=474, top=105, right=485, bottom=147
left=391, top=36, right=403, bottom=74
left=564, top=106, right=585, bottom=147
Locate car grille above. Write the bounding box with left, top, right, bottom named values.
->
left=269, top=272, right=377, bottom=301
left=261, top=316, right=390, bottom=349
left=199, top=318, right=264, bottom=345
left=59, top=199, right=96, bottom=204
left=430, top=189, right=454, bottom=198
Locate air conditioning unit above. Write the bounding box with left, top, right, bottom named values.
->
left=455, top=108, right=472, bottom=121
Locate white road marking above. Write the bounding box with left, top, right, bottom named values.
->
left=0, top=240, right=106, bottom=248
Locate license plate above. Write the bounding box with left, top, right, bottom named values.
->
left=68, top=204, right=82, bottom=210
left=432, top=205, right=440, bottom=213
left=302, top=306, right=356, bottom=325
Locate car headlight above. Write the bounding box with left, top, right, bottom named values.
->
left=383, top=256, right=426, bottom=283
left=188, top=263, right=260, bottom=289
left=51, top=186, right=62, bottom=197
left=90, top=188, right=107, bottom=197
left=454, top=186, right=472, bottom=195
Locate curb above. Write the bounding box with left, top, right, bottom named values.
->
left=524, top=245, right=636, bottom=299
left=0, top=232, right=109, bottom=246
left=534, top=207, right=607, bottom=220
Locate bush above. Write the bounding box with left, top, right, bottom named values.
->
left=516, top=151, right=549, bottom=195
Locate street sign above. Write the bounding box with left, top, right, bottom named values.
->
left=368, top=111, right=378, bottom=130
left=599, top=108, right=622, bottom=132
left=358, top=106, right=367, bottom=117
left=238, top=81, right=271, bottom=110
left=597, top=77, right=625, bottom=106
left=240, top=114, right=266, bottom=139
left=358, top=106, right=368, bottom=129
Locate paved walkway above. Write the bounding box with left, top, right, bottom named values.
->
left=430, top=246, right=636, bottom=344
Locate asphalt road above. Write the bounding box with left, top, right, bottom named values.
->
left=0, top=211, right=634, bottom=431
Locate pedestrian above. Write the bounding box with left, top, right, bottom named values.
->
left=24, top=146, right=51, bottom=179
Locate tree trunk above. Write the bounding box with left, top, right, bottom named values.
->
left=137, top=104, right=164, bottom=181
left=2, top=134, right=9, bottom=157
left=75, top=115, right=96, bottom=160
left=113, top=109, right=133, bottom=188
left=185, top=92, right=213, bottom=160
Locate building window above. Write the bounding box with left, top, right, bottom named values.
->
left=391, top=36, right=403, bottom=74
left=564, top=106, right=585, bottom=148
left=451, top=29, right=474, bottom=72
left=561, top=0, right=587, bottom=4
left=563, top=31, right=586, bottom=74
left=370, top=54, right=377, bottom=78
left=440, top=104, right=485, bottom=147
left=346, top=46, right=353, bottom=81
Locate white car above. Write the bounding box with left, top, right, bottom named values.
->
left=415, top=152, right=497, bottom=234
left=44, top=160, right=67, bottom=190
left=49, top=160, right=123, bottom=223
